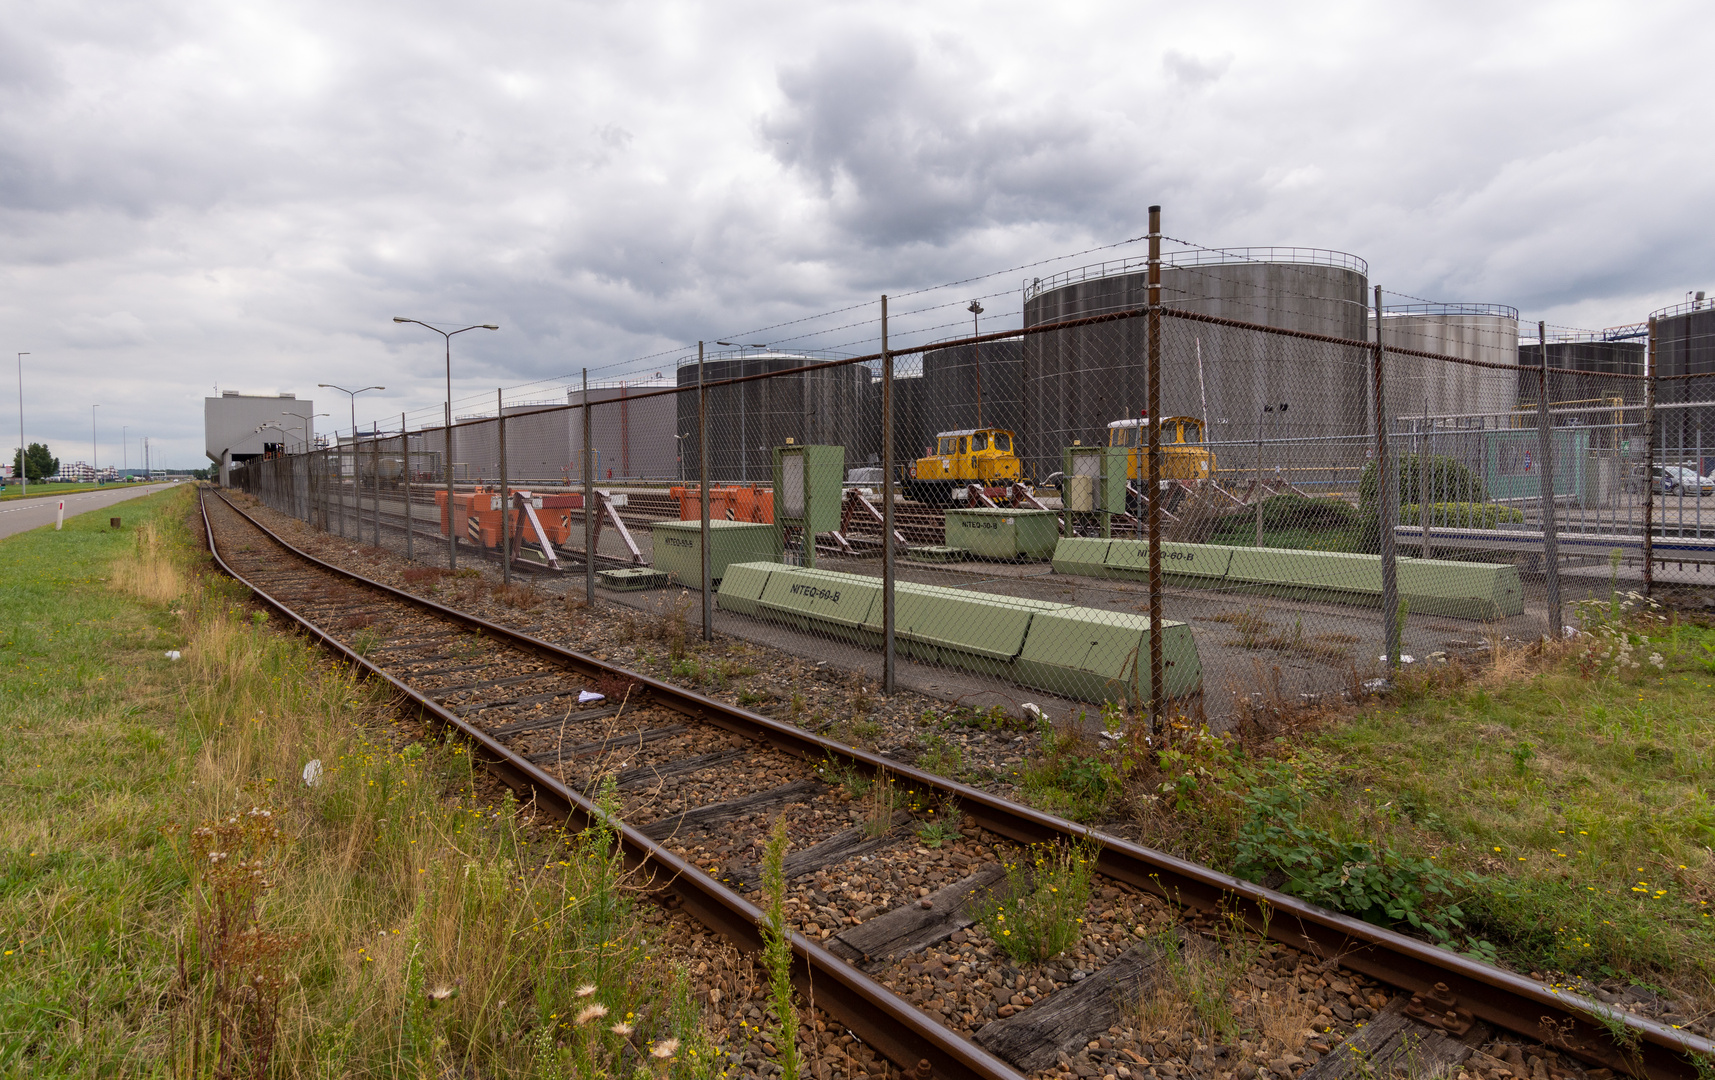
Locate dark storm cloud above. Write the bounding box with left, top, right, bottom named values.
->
left=761, top=29, right=1142, bottom=248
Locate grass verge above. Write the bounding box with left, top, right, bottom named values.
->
left=1012, top=597, right=1715, bottom=1018
left=0, top=486, right=723, bottom=1077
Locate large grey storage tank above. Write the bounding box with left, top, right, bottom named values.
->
left=676, top=351, right=869, bottom=482
left=919, top=338, right=1024, bottom=438
left=1020, top=248, right=1370, bottom=479
left=568, top=379, right=677, bottom=482
left=1645, top=299, right=1715, bottom=462
left=1372, top=305, right=1521, bottom=425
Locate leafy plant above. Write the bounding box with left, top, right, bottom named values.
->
left=1232, top=762, right=1473, bottom=943
left=915, top=802, right=962, bottom=848
left=976, top=839, right=1096, bottom=963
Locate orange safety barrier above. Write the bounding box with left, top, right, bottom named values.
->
left=436, top=487, right=583, bottom=551
left=668, top=484, right=774, bottom=524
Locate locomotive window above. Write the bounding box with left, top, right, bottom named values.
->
left=994, top=432, right=1011, bottom=452
left=1182, top=422, right=1202, bottom=443
left=971, top=432, right=988, bottom=452
left=938, top=437, right=954, bottom=454
left=959, top=437, right=968, bottom=454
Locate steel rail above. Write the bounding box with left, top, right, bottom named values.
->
left=199, top=488, right=1022, bottom=1080
left=202, top=489, right=1712, bottom=1080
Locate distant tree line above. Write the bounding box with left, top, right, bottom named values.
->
left=11, top=444, right=58, bottom=481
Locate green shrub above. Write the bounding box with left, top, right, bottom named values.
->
left=1207, top=494, right=1362, bottom=546
left=1399, top=502, right=1524, bottom=529
left=1359, top=453, right=1485, bottom=510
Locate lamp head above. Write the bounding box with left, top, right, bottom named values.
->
left=393, top=317, right=408, bottom=323
left=480, top=324, right=498, bottom=331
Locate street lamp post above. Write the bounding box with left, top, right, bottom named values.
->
left=392, top=319, right=498, bottom=570
left=91, top=404, right=101, bottom=483
left=285, top=410, right=329, bottom=524
left=122, top=426, right=128, bottom=476
left=319, top=384, right=384, bottom=542
left=968, top=301, right=984, bottom=428
left=15, top=353, right=26, bottom=496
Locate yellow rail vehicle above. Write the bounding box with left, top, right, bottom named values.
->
left=906, top=427, right=1023, bottom=506
left=1107, top=417, right=1215, bottom=482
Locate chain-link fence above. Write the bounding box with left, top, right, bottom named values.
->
left=233, top=235, right=1715, bottom=726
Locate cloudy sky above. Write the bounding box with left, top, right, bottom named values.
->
left=1, top=0, right=1708, bottom=467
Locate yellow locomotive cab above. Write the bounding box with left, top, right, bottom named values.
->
left=906, top=427, right=1024, bottom=505
left=1107, top=417, right=1215, bottom=481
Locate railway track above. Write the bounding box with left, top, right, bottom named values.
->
left=200, top=487, right=1710, bottom=1080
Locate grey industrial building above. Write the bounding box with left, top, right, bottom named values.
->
left=205, top=390, right=316, bottom=486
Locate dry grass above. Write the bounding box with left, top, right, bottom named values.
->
left=109, top=520, right=186, bottom=606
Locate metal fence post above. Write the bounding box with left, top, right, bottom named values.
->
left=1146, top=205, right=1164, bottom=732
left=584, top=368, right=597, bottom=604
left=698, top=345, right=712, bottom=642
left=1535, top=322, right=1561, bottom=636
left=371, top=422, right=381, bottom=547
left=1374, top=285, right=1400, bottom=667
left=881, top=296, right=896, bottom=695
left=446, top=404, right=457, bottom=571
left=402, top=413, right=413, bottom=561
left=1644, top=318, right=1657, bottom=594
left=498, top=389, right=510, bottom=585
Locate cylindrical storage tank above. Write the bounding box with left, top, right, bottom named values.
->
left=1645, top=300, right=1715, bottom=465
left=1372, top=305, right=1520, bottom=424
left=860, top=369, right=932, bottom=469
left=566, top=380, right=676, bottom=482
left=920, top=339, right=1023, bottom=438
left=1020, top=249, right=1370, bottom=480
left=676, top=352, right=868, bottom=482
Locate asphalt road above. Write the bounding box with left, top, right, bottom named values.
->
left=0, top=483, right=179, bottom=541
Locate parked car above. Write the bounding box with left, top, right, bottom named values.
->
left=1664, top=466, right=1713, bottom=496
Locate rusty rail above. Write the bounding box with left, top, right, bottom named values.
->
left=201, top=488, right=1712, bottom=1080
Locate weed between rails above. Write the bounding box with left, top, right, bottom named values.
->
left=114, top=492, right=726, bottom=1077
left=976, top=839, right=1097, bottom=965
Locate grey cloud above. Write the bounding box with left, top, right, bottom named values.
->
left=1162, top=49, right=1231, bottom=90
left=760, top=29, right=1144, bottom=248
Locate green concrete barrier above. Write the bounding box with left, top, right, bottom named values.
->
left=715, top=562, right=779, bottom=617
left=1105, top=540, right=1236, bottom=585
left=716, top=562, right=1207, bottom=703
left=1013, top=608, right=1201, bottom=704
left=1395, top=557, right=1525, bottom=620
left=1051, top=537, right=1112, bottom=578
left=1058, top=536, right=1524, bottom=621
left=755, top=566, right=882, bottom=644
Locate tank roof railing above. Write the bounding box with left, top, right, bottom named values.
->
left=1380, top=302, right=1520, bottom=320
left=671, top=347, right=850, bottom=368
left=1024, top=246, right=1368, bottom=302
left=1648, top=297, right=1715, bottom=321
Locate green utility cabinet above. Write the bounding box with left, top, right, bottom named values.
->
left=943, top=508, right=1060, bottom=560
left=649, top=520, right=781, bottom=589
left=1062, top=445, right=1127, bottom=517
left=773, top=444, right=845, bottom=567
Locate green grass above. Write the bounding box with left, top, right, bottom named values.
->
left=1115, top=611, right=1715, bottom=1007
left=0, top=482, right=117, bottom=502
left=0, top=488, right=724, bottom=1077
